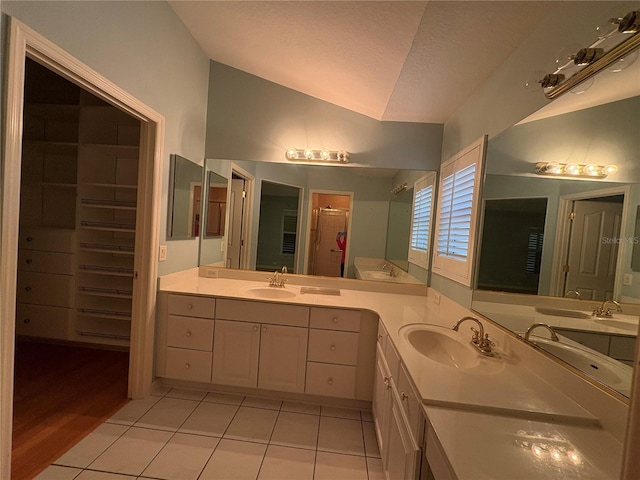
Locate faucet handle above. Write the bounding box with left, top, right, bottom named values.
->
left=470, top=327, right=481, bottom=343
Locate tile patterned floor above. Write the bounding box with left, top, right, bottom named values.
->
left=35, top=385, right=384, bottom=480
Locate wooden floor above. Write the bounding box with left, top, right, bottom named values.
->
left=11, top=340, right=130, bottom=480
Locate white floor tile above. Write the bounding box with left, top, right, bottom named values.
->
left=360, top=410, right=374, bottom=422
left=224, top=407, right=279, bottom=443
left=270, top=411, right=319, bottom=450
left=281, top=401, right=321, bottom=416
left=199, top=438, right=267, bottom=480
left=34, top=465, right=82, bottom=480
left=257, top=445, right=315, bottom=480
left=165, top=388, right=207, bottom=401
left=179, top=401, right=239, bottom=437
left=141, top=433, right=220, bottom=480
left=135, top=397, right=199, bottom=431
left=88, top=426, right=172, bottom=476
left=321, top=406, right=362, bottom=421
left=317, top=416, right=365, bottom=456
left=366, top=456, right=386, bottom=480
left=106, top=396, right=160, bottom=426
left=363, top=421, right=381, bottom=458
left=150, top=382, right=171, bottom=397
left=74, top=472, right=137, bottom=480
left=203, top=392, right=245, bottom=405
left=55, top=423, right=129, bottom=468
left=242, top=396, right=282, bottom=410
left=314, top=451, right=368, bottom=480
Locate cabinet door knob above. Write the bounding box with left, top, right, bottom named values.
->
left=262, top=326, right=267, bottom=333
left=401, top=392, right=409, bottom=401
left=26, top=258, right=33, bottom=265
left=327, top=378, right=334, bottom=385
left=253, top=326, right=258, bottom=331
left=186, top=331, right=192, bottom=337
left=332, top=317, right=338, bottom=323
left=23, top=318, right=31, bottom=324
left=25, top=286, right=32, bottom=292
left=330, top=345, right=336, bottom=351
left=185, top=363, right=191, bottom=369
left=187, top=304, right=193, bottom=310
left=384, top=376, right=391, bottom=389
left=26, top=237, right=33, bottom=242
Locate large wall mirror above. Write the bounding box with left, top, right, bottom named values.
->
left=198, top=158, right=435, bottom=285
left=167, top=154, right=203, bottom=239
left=472, top=58, right=640, bottom=398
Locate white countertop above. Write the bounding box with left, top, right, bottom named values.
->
left=158, top=272, right=623, bottom=479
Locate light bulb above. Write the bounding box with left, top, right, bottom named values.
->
left=531, top=444, right=544, bottom=458
left=285, top=147, right=298, bottom=160
left=584, top=164, right=600, bottom=175
left=604, top=164, right=618, bottom=175
left=566, top=164, right=581, bottom=175
left=550, top=449, right=562, bottom=461
left=304, top=148, right=314, bottom=160
left=320, top=149, right=331, bottom=161
left=567, top=451, right=582, bottom=465
left=524, top=70, right=546, bottom=93
left=546, top=162, right=562, bottom=174
left=569, top=77, right=594, bottom=95
left=607, top=50, right=639, bottom=73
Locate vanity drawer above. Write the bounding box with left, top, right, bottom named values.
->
left=310, top=307, right=360, bottom=332
left=15, top=303, right=71, bottom=339
left=397, top=362, right=424, bottom=444
left=168, top=294, right=215, bottom=319
left=19, top=227, right=76, bottom=253
left=18, top=249, right=74, bottom=275
left=216, top=299, right=309, bottom=327
left=17, top=271, right=73, bottom=307
left=305, top=362, right=356, bottom=399
left=165, top=347, right=212, bottom=383
left=384, top=338, right=401, bottom=380
left=307, top=329, right=359, bottom=366
left=167, top=315, right=214, bottom=351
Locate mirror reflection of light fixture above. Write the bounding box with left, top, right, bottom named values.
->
left=285, top=147, right=350, bottom=163
left=530, top=9, right=640, bottom=99
left=535, top=162, right=618, bottom=179
left=391, top=182, right=408, bottom=196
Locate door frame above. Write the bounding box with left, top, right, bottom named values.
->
left=549, top=185, right=630, bottom=299
left=230, top=163, right=255, bottom=270
left=1, top=19, right=164, bottom=476
left=303, top=189, right=354, bottom=276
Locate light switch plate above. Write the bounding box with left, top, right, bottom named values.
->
left=159, top=245, right=167, bottom=261
left=623, top=273, right=633, bottom=286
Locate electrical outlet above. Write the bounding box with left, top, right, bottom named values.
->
left=206, top=268, right=218, bottom=278
left=159, top=245, right=167, bottom=261
left=623, top=273, right=633, bottom=286
left=433, top=292, right=441, bottom=305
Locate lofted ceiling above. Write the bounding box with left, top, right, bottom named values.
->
left=169, top=1, right=559, bottom=124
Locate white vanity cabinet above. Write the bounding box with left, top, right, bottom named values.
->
left=374, top=320, right=423, bottom=480
left=164, top=294, right=215, bottom=383
left=213, top=299, right=309, bottom=393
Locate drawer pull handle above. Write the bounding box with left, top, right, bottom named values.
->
left=332, top=317, right=338, bottom=323
left=23, top=318, right=31, bottom=324
left=262, top=327, right=267, bottom=333
left=253, top=326, right=258, bottom=331
left=185, top=363, right=191, bottom=369
left=327, top=378, right=334, bottom=385
left=186, top=331, right=192, bottom=337
left=26, top=237, right=33, bottom=242
left=26, top=258, right=33, bottom=265
left=401, top=392, right=409, bottom=401
left=187, top=304, right=193, bottom=310
left=25, top=286, right=32, bottom=292
left=330, top=345, right=336, bottom=351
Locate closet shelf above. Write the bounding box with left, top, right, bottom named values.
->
left=77, top=308, right=132, bottom=321
left=82, top=182, right=137, bottom=190
left=79, top=242, right=135, bottom=255
left=80, top=198, right=137, bottom=210
left=78, top=264, right=134, bottom=277
left=79, top=220, right=136, bottom=232
left=78, top=286, right=133, bottom=299
left=22, top=181, right=77, bottom=189
left=76, top=330, right=130, bottom=341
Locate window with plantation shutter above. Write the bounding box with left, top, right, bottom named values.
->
left=408, top=173, right=436, bottom=268
left=282, top=210, right=297, bottom=255
left=433, top=136, right=487, bottom=286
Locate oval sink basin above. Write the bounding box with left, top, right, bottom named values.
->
left=534, top=307, right=591, bottom=319
left=366, top=271, right=391, bottom=280
left=531, top=337, right=632, bottom=394
left=245, top=287, right=297, bottom=299
left=399, top=324, right=503, bottom=374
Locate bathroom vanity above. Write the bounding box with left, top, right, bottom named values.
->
left=156, top=268, right=627, bottom=479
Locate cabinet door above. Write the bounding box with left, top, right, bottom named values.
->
left=212, top=319, right=260, bottom=387
left=373, top=343, right=392, bottom=467
left=258, top=325, right=308, bottom=393
left=387, top=388, right=420, bottom=480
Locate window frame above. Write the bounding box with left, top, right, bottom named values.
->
left=408, top=172, right=437, bottom=269
left=432, top=136, right=487, bottom=286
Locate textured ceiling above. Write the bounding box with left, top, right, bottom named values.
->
left=169, top=1, right=558, bottom=123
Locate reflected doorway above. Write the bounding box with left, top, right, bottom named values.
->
left=227, top=166, right=254, bottom=270
left=307, top=192, right=352, bottom=277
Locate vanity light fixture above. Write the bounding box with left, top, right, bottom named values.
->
left=285, top=148, right=350, bottom=163
left=530, top=8, right=640, bottom=99
left=534, top=162, right=618, bottom=179
left=391, top=183, right=408, bottom=196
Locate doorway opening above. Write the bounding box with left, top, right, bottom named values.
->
left=227, top=165, right=254, bottom=270
left=306, top=192, right=353, bottom=277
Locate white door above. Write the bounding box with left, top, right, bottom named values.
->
left=373, top=345, right=392, bottom=468
left=565, top=199, right=623, bottom=300
left=211, top=320, right=260, bottom=387
left=258, top=324, right=308, bottom=393
left=227, top=178, right=245, bottom=269
left=314, top=209, right=347, bottom=277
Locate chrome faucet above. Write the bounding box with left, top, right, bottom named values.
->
left=452, top=316, right=495, bottom=356
left=523, top=323, right=559, bottom=342
left=563, top=290, right=581, bottom=299
left=592, top=300, right=622, bottom=318
left=267, top=266, right=288, bottom=287
left=382, top=263, right=398, bottom=278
